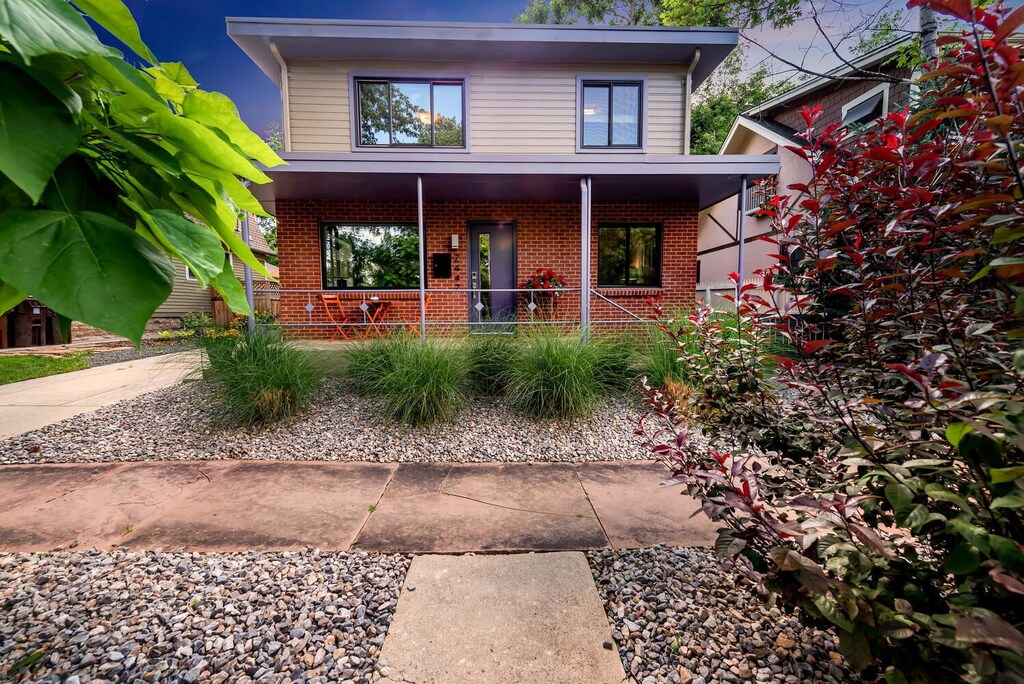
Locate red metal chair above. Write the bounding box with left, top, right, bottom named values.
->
left=320, top=293, right=353, bottom=341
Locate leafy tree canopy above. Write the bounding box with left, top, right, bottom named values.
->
left=0, top=0, right=283, bottom=343
left=660, top=0, right=800, bottom=29
left=514, top=0, right=662, bottom=25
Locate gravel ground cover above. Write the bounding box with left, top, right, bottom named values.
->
left=589, top=546, right=861, bottom=684
left=0, top=549, right=409, bottom=683
left=1, top=380, right=649, bottom=464
left=85, top=340, right=198, bottom=368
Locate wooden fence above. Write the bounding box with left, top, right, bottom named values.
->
left=212, top=281, right=281, bottom=328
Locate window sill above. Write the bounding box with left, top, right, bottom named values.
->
left=575, top=147, right=646, bottom=154
left=326, top=290, right=421, bottom=300
left=595, top=287, right=662, bottom=298
left=351, top=146, right=472, bottom=154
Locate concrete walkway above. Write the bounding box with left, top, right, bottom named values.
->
left=0, top=460, right=716, bottom=553
left=0, top=352, right=199, bottom=438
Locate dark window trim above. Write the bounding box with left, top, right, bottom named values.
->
left=318, top=220, right=425, bottom=291
left=578, top=79, right=644, bottom=150
left=596, top=221, right=663, bottom=288
left=354, top=77, right=467, bottom=149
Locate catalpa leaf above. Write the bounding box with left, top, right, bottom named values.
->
left=0, top=207, right=173, bottom=343
left=0, top=0, right=112, bottom=62
left=70, top=0, right=157, bottom=64
left=210, top=255, right=252, bottom=317
left=0, top=63, right=81, bottom=201
left=0, top=280, right=25, bottom=312
left=181, top=90, right=284, bottom=169
left=144, top=209, right=225, bottom=285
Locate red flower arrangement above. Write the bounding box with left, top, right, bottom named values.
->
left=523, top=268, right=567, bottom=293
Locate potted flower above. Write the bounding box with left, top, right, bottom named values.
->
left=523, top=268, right=567, bottom=317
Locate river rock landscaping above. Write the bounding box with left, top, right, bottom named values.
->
left=589, top=546, right=860, bottom=684
left=0, top=549, right=409, bottom=683
left=0, top=380, right=649, bottom=464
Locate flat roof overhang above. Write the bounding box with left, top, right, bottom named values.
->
left=226, top=18, right=736, bottom=90
left=252, top=153, right=779, bottom=214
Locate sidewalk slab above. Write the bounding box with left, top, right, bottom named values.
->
left=354, top=463, right=607, bottom=553
left=0, top=463, right=115, bottom=516
left=123, top=461, right=396, bottom=551
left=576, top=461, right=718, bottom=548
left=0, top=352, right=199, bottom=438
left=0, top=462, right=225, bottom=551
left=380, top=552, right=626, bottom=684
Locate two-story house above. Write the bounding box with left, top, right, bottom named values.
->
left=227, top=18, right=779, bottom=337
left=697, top=39, right=914, bottom=301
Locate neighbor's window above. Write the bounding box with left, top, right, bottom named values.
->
left=597, top=223, right=661, bottom=287
left=321, top=223, right=421, bottom=289
left=356, top=78, right=465, bottom=147
left=580, top=80, right=642, bottom=148
left=842, top=85, right=888, bottom=129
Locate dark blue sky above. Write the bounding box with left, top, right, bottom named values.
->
left=123, top=0, right=527, bottom=135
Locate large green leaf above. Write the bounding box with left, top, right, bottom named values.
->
left=159, top=62, right=197, bottom=88
left=181, top=90, right=284, bottom=168
left=0, top=207, right=173, bottom=342
left=0, top=63, right=81, bottom=201
left=149, top=107, right=270, bottom=184
left=0, top=280, right=25, bottom=312
left=178, top=152, right=265, bottom=215
left=145, top=209, right=224, bottom=284
left=70, top=0, right=156, bottom=64
left=210, top=255, right=252, bottom=317
left=0, top=0, right=112, bottom=62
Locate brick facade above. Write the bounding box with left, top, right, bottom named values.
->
left=276, top=199, right=697, bottom=338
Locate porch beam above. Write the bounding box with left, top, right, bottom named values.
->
left=417, top=174, right=426, bottom=341
left=580, top=176, right=592, bottom=341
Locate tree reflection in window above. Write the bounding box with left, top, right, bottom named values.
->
left=322, top=223, right=420, bottom=289
left=357, top=79, right=464, bottom=147
left=597, top=223, right=662, bottom=287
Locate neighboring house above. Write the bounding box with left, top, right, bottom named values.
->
left=697, top=40, right=914, bottom=300
left=227, top=18, right=778, bottom=337
left=152, top=212, right=277, bottom=322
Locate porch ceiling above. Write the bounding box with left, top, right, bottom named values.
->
left=252, top=154, right=780, bottom=214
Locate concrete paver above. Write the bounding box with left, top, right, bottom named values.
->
left=380, top=552, right=627, bottom=684
left=576, top=461, right=718, bottom=548
left=0, top=352, right=199, bottom=438
left=354, top=463, right=607, bottom=553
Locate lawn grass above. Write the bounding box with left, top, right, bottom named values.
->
left=0, top=353, right=91, bottom=386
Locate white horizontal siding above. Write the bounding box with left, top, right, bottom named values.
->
left=286, top=60, right=689, bottom=155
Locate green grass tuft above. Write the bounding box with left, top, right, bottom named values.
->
left=505, top=331, right=605, bottom=420
left=465, top=336, right=520, bottom=397
left=203, top=331, right=321, bottom=428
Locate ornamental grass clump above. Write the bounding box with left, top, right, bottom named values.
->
left=346, top=337, right=468, bottom=426
left=203, top=331, right=321, bottom=428
left=466, top=336, right=520, bottom=396
left=506, top=332, right=603, bottom=420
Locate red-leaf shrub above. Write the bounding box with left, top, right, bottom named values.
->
left=639, top=2, right=1024, bottom=681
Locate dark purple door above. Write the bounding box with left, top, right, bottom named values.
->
left=468, top=221, right=516, bottom=330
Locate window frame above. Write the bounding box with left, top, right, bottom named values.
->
left=576, top=76, right=647, bottom=153
left=841, top=83, right=890, bottom=132
left=318, top=220, right=425, bottom=291
left=350, top=74, right=470, bottom=152
left=596, top=221, right=663, bottom=288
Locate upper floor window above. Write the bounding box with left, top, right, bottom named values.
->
left=580, top=80, right=642, bottom=149
left=842, top=84, right=889, bottom=129
left=355, top=78, right=465, bottom=148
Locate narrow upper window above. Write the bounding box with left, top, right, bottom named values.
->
left=597, top=223, right=662, bottom=287
left=580, top=81, right=642, bottom=149
left=355, top=78, right=465, bottom=148
left=842, top=84, right=889, bottom=129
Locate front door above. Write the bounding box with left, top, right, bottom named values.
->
left=468, top=221, right=516, bottom=331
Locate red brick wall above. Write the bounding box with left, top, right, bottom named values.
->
left=275, top=199, right=697, bottom=338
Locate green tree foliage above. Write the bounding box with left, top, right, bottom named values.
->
left=660, top=0, right=800, bottom=29
left=689, top=50, right=789, bottom=154
left=0, top=0, right=283, bottom=343
left=514, top=0, right=662, bottom=25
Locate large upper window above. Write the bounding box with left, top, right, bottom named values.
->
left=580, top=80, right=642, bottom=149
left=321, top=223, right=421, bottom=289
left=355, top=78, right=465, bottom=148
left=597, top=223, right=661, bottom=287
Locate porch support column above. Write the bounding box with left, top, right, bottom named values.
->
left=241, top=211, right=255, bottom=334
left=417, top=174, right=427, bottom=341
left=735, top=174, right=748, bottom=303
left=580, top=176, right=592, bottom=342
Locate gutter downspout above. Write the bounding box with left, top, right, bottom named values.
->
left=682, top=48, right=701, bottom=155
left=269, top=41, right=291, bottom=152
left=580, top=177, right=591, bottom=342
left=417, top=175, right=427, bottom=342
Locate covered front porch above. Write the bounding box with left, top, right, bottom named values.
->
left=250, top=153, right=778, bottom=339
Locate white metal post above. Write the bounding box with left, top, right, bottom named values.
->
left=417, top=175, right=427, bottom=341
left=240, top=211, right=255, bottom=334
left=735, top=175, right=748, bottom=303
left=580, top=177, right=592, bottom=342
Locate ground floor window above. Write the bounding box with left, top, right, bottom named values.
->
left=597, top=223, right=662, bottom=287
left=321, top=223, right=420, bottom=289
